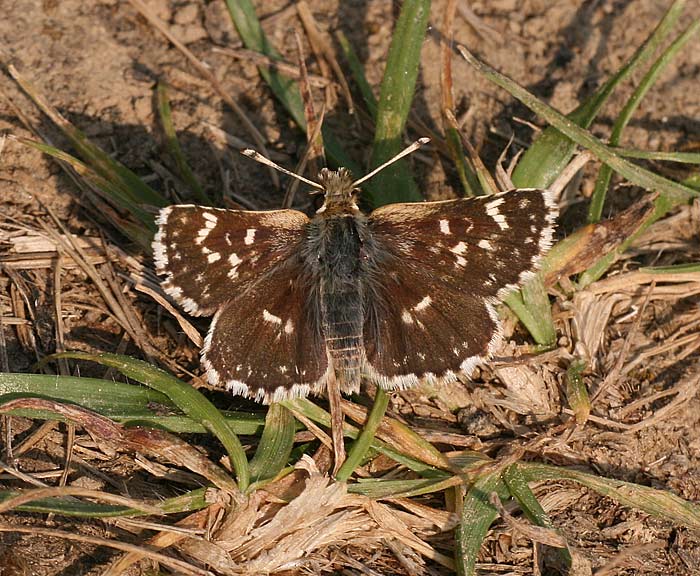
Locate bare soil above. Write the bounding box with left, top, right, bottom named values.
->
left=1, top=1, right=700, bottom=575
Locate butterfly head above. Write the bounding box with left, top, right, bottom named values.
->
left=316, top=168, right=359, bottom=214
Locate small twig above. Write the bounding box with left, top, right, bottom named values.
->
left=294, top=28, right=325, bottom=174
left=135, top=283, right=203, bottom=348
left=592, top=281, right=655, bottom=403
left=212, top=46, right=331, bottom=87
left=326, top=367, right=346, bottom=475
left=548, top=150, right=594, bottom=199
left=489, top=491, right=570, bottom=549
left=296, top=1, right=354, bottom=114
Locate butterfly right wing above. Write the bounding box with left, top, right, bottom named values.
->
left=153, top=205, right=309, bottom=316
left=362, top=189, right=557, bottom=389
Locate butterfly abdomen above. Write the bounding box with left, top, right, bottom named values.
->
left=313, top=214, right=365, bottom=394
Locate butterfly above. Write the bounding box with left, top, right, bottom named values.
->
left=153, top=147, right=557, bottom=403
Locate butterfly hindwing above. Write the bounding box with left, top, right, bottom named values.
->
left=153, top=205, right=309, bottom=316
left=363, top=188, right=557, bottom=387
left=201, top=253, right=329, bottom=402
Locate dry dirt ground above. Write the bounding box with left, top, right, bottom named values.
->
left=1, top=1, right=700, bottom=575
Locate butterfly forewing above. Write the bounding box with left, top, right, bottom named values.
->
left=364, top=188, right=557, bottom=387
left=153, top=205, right=309, bottom=316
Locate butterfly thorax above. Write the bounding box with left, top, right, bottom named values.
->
left=316, top=167, right=359, bottom=216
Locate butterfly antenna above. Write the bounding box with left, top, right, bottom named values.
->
left=351, top=137, right=430, bottom=188
left=241, top=149, right=325, bottom=190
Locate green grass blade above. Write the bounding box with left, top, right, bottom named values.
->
left=613, top=147, right=700, bottom=163
left=368, top=0, right=431, bottom=207
left=336, top=389, right=390, bottom=482
left=156, top=83, right=211, bottom=205
left=518, top=462, right=700, bottom=530
left=588, top=20, right=700, bottom=223
left=248, top=403, right=295, bottom=483
left=503, top=464, right=572, bottom=567
left=224, top=0, right=306, bottom=129
left=347, top=475, right=456, bottom=499
left=503, top=274, right=556, bottom=346
left=16, top=138, right=156, bottom=234
left=281, top=398, right=444, bottom=475
left=456, top=470, right=510, bottom=576
left=639, top=262, right=700, bottom=274
left=336, top=30, right=378, bottom=119
left=565, top=359, right=590, bottom=424
left=223, top=2, right=364, bottom=185
left=9, top=63, right=168, bottom=211
left=458, top=48, right=699, bottom=205
left=47, top=352, right=249, bottom=492
left=0, top=372, right=266, bottom=435
left=0, top=487, right=208, bottom=518
left=511, top=0, right=686, bottom=188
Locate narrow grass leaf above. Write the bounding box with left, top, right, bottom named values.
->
left=0, top=487, right=209, bottom=518
left=335, top=389, right=390, bottom=482
left=47, top=351, right=250, bottom=492
left=518, top=462, right=700, bottom=530
left=156, top=83, right=211, bottom=204
left=347, top=475, right=458, bottom=499
left=223, top=0, right=363, bottom=180
left=456, top=470, right=510, bottom=576
left=565, top=359, right=590, bottom=424
left=510, top=0, right=686, bottom=189
left=458, top=47, right=699, bottom=204
left=224, top=0, right=306, bottom=129
left=368, top=0, right=430, bottom=206
left=336, top=30, right=378, bottom=119
left=588, top=20, right=700, bottom=223
left=639, top=262, right=700, bottom=274
left=281, top=398, right=445, bottom=475
left=15, top=138, right=156, bottom=235
left=0, top=372, right=266, bottom=435
left=503, top=465, right=572, bottom=567
left=9, top=64, right=166, bottom=208
left=613, top=147, right=700, bottom=163
left=503, top=273, right=556, bottom=347
left=248, top=403, right=295, bottom=483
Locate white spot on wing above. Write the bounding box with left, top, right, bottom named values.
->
left=455, top=255, right=467, bottom=268
left=263, top=309, right=282, bottom=324
left=207, top=252, right=221, bottom=263
left=485, top=199, right=509, bottom=230
left=478, top=239, right=493, bottom=251
left=401, top=310, right=413, bottom=324
left=284, top=319, right=294, bottom=334
left=451, top=241, right=467, bottom=255
left=228, top=253, right=242, bottom=279
left=439, top=219, right=451, bottom=235
left=485, top=198, right=505, bottom=212
left=244, top=228, right=256, bottom=245
left=414, top=295, right=432, bottom=312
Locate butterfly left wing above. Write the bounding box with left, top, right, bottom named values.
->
left=153, top=205, right=309, bottom=316
left=201, top=254, right=329, bottom=403
left=363, top=188, right=557, bottom=388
